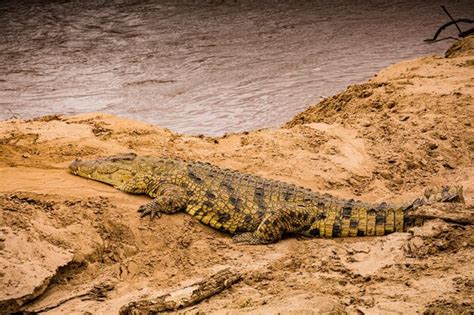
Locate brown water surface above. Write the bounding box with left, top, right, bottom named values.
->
left=0, top=0, right=472, bottom=135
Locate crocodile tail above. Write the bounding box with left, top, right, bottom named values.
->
left=346, top=206, right=411, bottom=237
left=314, top=205, right=412, bottom=238
left=311, top=186, right=464, bottom=238
left=365, top=186, right=465, bottom=235
left=402, top=185, right=464, bottom=215
left=400, top=185, right=465, bottom=228
left=388, top=185, right=465, bottom=234
left=423, top=185, right=464, bottom=204
left=387, top=186, right=465, bottom=233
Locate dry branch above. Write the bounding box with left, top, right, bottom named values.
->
left=119, top=268, right=242, bottom=315
left=408, top=203, right=474, bottom=225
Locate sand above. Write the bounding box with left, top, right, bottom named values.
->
left=1, top=37, right=473, bottom=314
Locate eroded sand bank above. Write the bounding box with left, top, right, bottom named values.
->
left=1, top=37, right=473, bottom=314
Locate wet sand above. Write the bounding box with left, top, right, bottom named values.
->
left=0, top=37, right=473, bottom=314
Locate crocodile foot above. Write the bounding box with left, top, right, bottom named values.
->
left=232, top=233, right=274, bottom=245
left=138, top=204, right=162, bottom=219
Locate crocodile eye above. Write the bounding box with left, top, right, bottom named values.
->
left=110, top=153, right=137, bottom=162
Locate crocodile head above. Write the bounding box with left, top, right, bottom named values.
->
left=69, top=153, right=149, bottom=193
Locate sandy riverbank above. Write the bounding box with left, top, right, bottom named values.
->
left=1, top=37, right=473, bottom=314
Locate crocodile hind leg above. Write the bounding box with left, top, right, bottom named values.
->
left=232, top=211, right=291, bottom=245
left=138, top=186, right=188, bottom=219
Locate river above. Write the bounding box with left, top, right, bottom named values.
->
left=1, top=0, right=472, bottom=135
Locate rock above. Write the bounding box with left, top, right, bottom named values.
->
left=360, top=119, right=372, bottom=127
left=443, top=162, right=456, bottom=169
left=0, top=228, right=74, bottom=313
left=386, top=101, right=396, bottom=108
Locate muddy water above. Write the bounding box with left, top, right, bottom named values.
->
left=0, top=1, right=472, bottom=135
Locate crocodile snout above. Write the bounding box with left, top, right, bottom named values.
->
left=69, top=160, right=80, bottom=174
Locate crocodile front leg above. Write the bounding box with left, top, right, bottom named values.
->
left=138, top=185, right=188, bottom=219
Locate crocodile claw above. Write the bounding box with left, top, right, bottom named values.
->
left=138, top=204, right=162, bottom=219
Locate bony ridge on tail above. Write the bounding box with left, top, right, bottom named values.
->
left=69, top=153, right=464, bottom=245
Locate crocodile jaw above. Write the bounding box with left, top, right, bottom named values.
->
left=69, top=154, right=135, bottom=187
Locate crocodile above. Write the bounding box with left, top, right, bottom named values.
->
left=69, top=153, right=464, bottom=245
